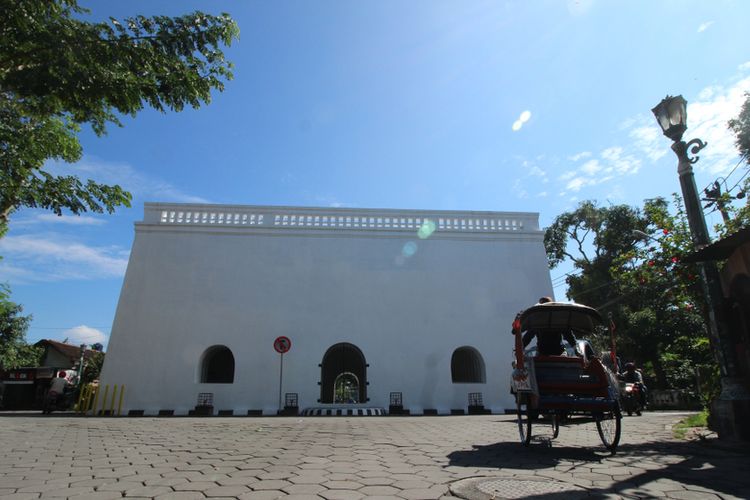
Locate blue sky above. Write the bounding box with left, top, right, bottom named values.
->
left=2, top=0, right=750, bottom=348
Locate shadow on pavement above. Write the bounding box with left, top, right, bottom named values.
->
left=447, top=436, right=750, bottom=498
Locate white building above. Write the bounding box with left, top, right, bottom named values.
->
left=99, top=203, right=553, bottom=416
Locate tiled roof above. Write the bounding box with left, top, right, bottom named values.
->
left=34, top=340, right=102, bottom=364
left=683, top=227, right=750, bottom=263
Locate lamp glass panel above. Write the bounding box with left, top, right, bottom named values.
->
left=667, top=97, right=687, bottom=127
left=656, top=110, right=671, bottom=132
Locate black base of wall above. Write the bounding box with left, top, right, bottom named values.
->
left=468, top=405, right=491, bottom=415
left=388, top=406, right=410, bottom=415
left=158, top=410, right=174, bottom=416
left=423, top=409, right=438, bottom=415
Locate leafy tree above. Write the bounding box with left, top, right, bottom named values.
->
left=728, top=92, right=750, bottom=165
left=544, top=200, right=648, bottom=308
left=0, top=285, right=40, bottom=370
left=0, top=0, right=239, bottom=225
left=545, top=197, right=714, bottom=392
left=81, top=350, right=104, bottom=384
left=611, top=197, right=713, bottom=392
left=709, top=92, right=750, bottom=236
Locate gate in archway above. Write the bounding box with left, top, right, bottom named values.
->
left=319, top=343, right=367, bottom=404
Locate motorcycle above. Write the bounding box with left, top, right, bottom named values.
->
left=42, top=388, right=75, bottom=414
left=620, top=382, right=643, bottom=416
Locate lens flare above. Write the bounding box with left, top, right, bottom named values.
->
left=402, top=241, right=418, bottom=257
left=417, top=219, right=436, bottom=239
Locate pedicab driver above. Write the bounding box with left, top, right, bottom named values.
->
left=519, top=297, right=577, bottom=356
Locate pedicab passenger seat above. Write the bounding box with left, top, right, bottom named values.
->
left=533, top=355, right=610, bottom=397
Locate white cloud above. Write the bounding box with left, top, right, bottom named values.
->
left=512, top=179, right=529, bottom=199
left=61, top=325, right=108, bottom=347
left=569, top=151, right=592, bottom=162
left=565, top=177, right=591, bottom=192
left=560, top=170, right=577, bottom=181
left=687, top=76, right=750, bottom=174
left=697, top=21, right=714, bottom=33
left=0, top=234, right=128, bottom=282
left=512, top=110, right=532, bottom=131
left=35, top=214, right=106, bottom=226
left=629, top=123, right=667, bottom=162
left=622, top=75, right=749, bottom=175
left=580, top=159, right=602, bottom=175
left=558, top=145, right=640, bottom=196
left=514, top=160, right=549, bottom=197
left=48, top=156, right=210, bottom=204
left=739, top=61, right=750, bottom=72
left=528, top=166, right=544, bottom=176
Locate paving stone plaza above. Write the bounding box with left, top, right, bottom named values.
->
left=1, top=412, right=749, bottom=499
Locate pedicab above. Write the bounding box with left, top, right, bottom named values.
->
left=510, top=302, right=622, bottom=453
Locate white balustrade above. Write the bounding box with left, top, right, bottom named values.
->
left=152, top=205, right=536, bottom=233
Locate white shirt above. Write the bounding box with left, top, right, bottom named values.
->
left=49, top=377, right=67, bottom=393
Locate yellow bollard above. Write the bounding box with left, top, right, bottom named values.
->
left=75, top=385, right=86, bottom=413
left=83, top=385, right=92, bottom=414
left=117, top=385, right=125, bottom=416
left=109, top=385, right=118, bottom=416
left=99, top=385, right=109, bottom=416
left=90, top=385, right=99, bottom=416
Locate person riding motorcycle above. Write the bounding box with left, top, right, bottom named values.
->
left=621, top=362, right=647, bottom=407
left=43, top=371, right=69, bottom=413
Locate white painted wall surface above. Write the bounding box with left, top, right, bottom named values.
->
left=100, top=203, right=553, bottom=415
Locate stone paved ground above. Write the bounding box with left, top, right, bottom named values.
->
left=0, top=411, right=748, bottom=499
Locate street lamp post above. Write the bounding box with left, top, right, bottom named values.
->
left=652, top=95, right=749, bottom=438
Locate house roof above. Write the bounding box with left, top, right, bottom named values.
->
left=34, top=340, right=102, bottom=365
left=682, top=227, right=750, bottom=263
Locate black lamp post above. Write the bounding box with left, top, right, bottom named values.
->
left=652, top=95, right=748, bottom=436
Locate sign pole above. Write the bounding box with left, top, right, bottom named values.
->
left=278, top=352, right=284, bottom=413
left=272, top=336, right=291, bottom=414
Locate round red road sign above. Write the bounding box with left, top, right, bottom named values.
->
left=274, top=336, right=291, bottom=354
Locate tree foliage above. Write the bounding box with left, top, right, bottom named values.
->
left=711, top=92, right=750, bottom=236
left=728, top=92, right=750, bottom=166
left=610, top=197, right=714, bottom=393
left=544, top=200, right=648, bottom=307
left=0, top=285, right=40, bottom=370
left=544, top=197, right=714, bottom=395
left=0, top=0, right=239, bottom=224
left=81, top=350, right=104, bottom=384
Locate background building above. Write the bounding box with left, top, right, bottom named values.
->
left=99, top=203, right=552, bottom=415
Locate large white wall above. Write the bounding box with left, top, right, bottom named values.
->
left=100, top=203, right=553, bottom=415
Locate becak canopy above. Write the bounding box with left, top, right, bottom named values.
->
left=519, top=302, right=602, bottom=335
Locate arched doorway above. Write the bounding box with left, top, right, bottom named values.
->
left=451, top=346, right=486, bottom=383
left=199, top=345, right=235, bottom=383
left=320, top=343, right=367, bottom=403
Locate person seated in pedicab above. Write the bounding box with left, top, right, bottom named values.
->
left=521, top=296, right=578, bottom=356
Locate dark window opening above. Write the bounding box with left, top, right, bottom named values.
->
left=200, top=345, right=235, bottom=383
left=451, top=346, right=486, bottom=383
left=320, top=343, right=366, bottom=403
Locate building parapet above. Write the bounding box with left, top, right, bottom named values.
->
left=141, top=202, right=540, bottom=234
